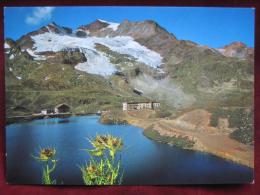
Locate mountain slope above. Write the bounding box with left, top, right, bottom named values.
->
left=5, top=19, right=254, bottom=117
left=216, top=42, right=254, bottom=60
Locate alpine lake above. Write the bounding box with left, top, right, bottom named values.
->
left=6, top=115, right=253, bottom=185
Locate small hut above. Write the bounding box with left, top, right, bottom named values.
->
left=41, top=108, right=54, bottom=115
left=54, top=103, right=70, bottom=114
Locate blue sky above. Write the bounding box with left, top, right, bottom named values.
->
left=4, top=6, right=255, bottom=48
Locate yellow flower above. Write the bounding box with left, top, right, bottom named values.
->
left=92, top=135, right=123, bottom=150
left=32, top=147, right=56, bottom=162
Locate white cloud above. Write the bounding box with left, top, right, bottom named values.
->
left=26, top=7, right=55, bottom=25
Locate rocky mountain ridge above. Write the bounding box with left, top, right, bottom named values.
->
left=216, top=41, right=254, bottom=60
left=4, top=19, right=254, bottom=116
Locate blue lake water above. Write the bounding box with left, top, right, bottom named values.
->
left=6, top=115, right=253, bottom=185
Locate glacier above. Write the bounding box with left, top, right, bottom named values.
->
left=4, top=42, right=10, bottom=49
left=75, top=48, right=116, bottom=76
left=29, top=32, right=163, bottom=76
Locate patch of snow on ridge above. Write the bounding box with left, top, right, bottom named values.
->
left=98, top=19, right=120, bottom=31
left=9, top=54, right=14, bottom=60
left=26, top=49, right=46, bottom=60
left=98, top=19, right=108, bottom=23
left=107, top=23, right=119, bottom=31
left=4, top=43, right=10, bottom=49
left=75, top=48, right=116, bottom=76
left=30, top=32, right=163, bottom=76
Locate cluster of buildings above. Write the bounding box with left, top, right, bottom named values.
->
left=122, top=101, right=160, bottom=111
left=41, top=103, right=70, bottom=115
left=40, top=101, right=160, bottom=115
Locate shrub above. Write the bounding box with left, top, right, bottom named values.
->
left=210, top=107, right=254, bottom=145
left=143, top=129, right=195, bottom=149
left=229, top=111, right=254, bottom=145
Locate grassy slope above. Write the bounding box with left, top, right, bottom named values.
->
left=143, top=128, right=195, bottom=149
left=162, top=42, right=254, bottom=145
left=5, top=39, right=254, bottom=146
left=5, top=50, right=148, bottom=116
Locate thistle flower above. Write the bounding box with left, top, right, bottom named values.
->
left=110, top=136, right=123, bottom=149
left=32, top=147, right=56, bottom=162
left=91, top=135, right=107, bottom=150
left=86, top=163, right=96, bottom=173
left=80, top=161, right=104, bottom=184
left=86, top=135, right=122, bottom=158
left=81, top=134, right=124, bottom=185
left=86, top=163, right=98, bottom=180
left=102, top=135, right=123, bottom=159
left=31, top=147, right=58, bottom=185
left=93, top=135, right=123, bottom=150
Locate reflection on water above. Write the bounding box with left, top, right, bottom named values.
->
left=6, top=115, right=253, bottom=185
left=57, top=119, right=71, bottom=124
left=34, top=119, right=75, bottom=125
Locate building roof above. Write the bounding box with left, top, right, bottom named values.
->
left=55, top=103, right=70, bottom=109
left=125, top=101, right=160, bottom=104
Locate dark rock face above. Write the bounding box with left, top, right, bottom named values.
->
left=78, top=20, right=109, bottom=33
left=115, top=20, right=161, bottom=39
left=75, top=30, right=87, bottom=37
left=62, top=26, right=73, bottom=34
left=113, top=20, right=178, bottom=58
left=46, top=48, right=87, bottom=65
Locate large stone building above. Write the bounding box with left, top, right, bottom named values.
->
left=122, top=101, right=160, bottom=111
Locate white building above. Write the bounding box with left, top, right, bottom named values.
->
left=41, top=109, right=48, bottom=115
left=122, top=101, right=160, bottom=111
left=122, top=102, right=128, bottom=111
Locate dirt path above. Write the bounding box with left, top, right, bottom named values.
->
left=157, top=120, right=253, bottom=168
left=123, top=109, right=254, bottom=168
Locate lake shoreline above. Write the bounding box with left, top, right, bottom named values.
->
left=7, top=112, right=254, bottom=169
left=114, top=110, right=254, bottom=169
left=6, top=112, right=98, bottom=125
left=143, top=129, right=254, bottom=169
left=131, top=119, right=253, bottom=169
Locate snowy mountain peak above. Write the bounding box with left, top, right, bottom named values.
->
left=48, top=22, right=58, bottom=27
left=97, top=19, right=119, bottom=31
left=45, top=22, right=72, bottom=35
left=97, top=19, right=109, bottom=23
left=78, top=20, right=109, bottom=33
left=78, top=19, right=120, bottom=34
